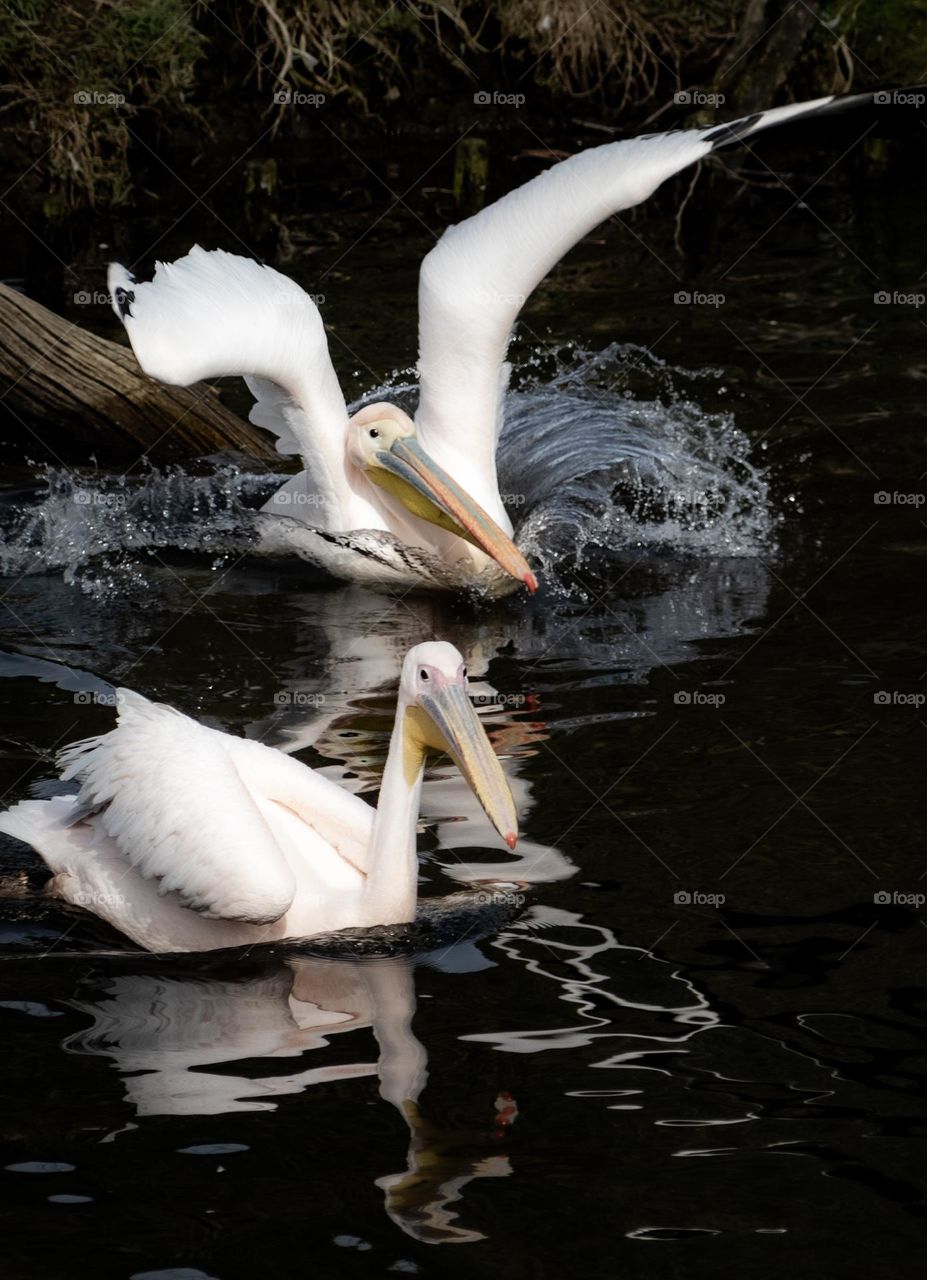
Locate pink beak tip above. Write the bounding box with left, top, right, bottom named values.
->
left=523, top=571, right=538, bottom=594
left=506, top=832, right=518, bottom=850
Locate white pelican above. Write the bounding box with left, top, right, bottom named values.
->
left=0, top=642, right=517, bottom=952
left=106, top=90, right=880, bottom=595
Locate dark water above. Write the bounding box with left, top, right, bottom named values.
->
left=2, top=124, right=927, bottom=1278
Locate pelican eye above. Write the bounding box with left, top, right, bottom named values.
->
left=419, top=668, right=430, bottom=682
left=368, top=427, right=380, bottom=439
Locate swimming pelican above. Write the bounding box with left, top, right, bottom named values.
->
left=0, top=642, right=517, bottom=952
left=108, top=89, right=885, bottom=594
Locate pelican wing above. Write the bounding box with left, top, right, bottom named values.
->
left=108, top=247, right=357, bottom=525
left=220, top=734, right=374, bottom=875
left=57, top=691, right=300, bottom=924
left=416, top=92, right=870, bottom=521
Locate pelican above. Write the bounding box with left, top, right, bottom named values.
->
left=0, top=642, right=517, bottom=952
left=106, top=89, right=885, bottom=595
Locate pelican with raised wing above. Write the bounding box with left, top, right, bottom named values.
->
left=107, top=89, right=892, bottom=595
left=0, top=642, right=517, bottom=953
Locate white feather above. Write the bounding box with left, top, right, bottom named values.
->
left=56, top=692, right=289, bottom=923
left=108, top=247, right=369, bottom=528
left=415, top=96, right=836, bottom=526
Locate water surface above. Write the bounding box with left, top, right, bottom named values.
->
left=1, top=127, right=926, bottom=1278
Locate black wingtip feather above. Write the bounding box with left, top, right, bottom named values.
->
left=702, top=113, right=762, bottom=146
left=702, top=84, right=927, bottom=154
left=114, top=286, right=135, bottom=319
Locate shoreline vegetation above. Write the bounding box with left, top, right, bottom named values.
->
left=0, top=1, right=922, bottom=215
left=1, top=1, right=923, bottom=467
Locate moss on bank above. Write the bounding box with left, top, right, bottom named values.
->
left=0, top=1, right=921, bottom=213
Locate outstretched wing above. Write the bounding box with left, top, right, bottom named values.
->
left=58, top=690, right=300, bottom=925
left=108, top=246, right=363, bottom=527
left=415, top=91, right=875, bottom=524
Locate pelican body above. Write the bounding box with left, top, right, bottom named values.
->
left=0, top=643, right=517, bottom=953
left=104, top=89, right=888, bottom=594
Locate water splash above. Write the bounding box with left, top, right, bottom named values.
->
left=0, top=465, right=273, bottom=594
left=0, top=344, right=774, bottom=594
left=499, top=343, right=774, bottom=582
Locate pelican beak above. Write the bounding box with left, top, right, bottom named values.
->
left=418, top=681, right=518, bottom=849
left=369, top=434, right=537, bottom=593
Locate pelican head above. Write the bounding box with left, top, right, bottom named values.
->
left=348, top=404, right=537, bottom=593
left=400, top=641, right=518, bottom=849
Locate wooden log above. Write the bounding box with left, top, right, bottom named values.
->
left=0, top=282, right=281, bottom=467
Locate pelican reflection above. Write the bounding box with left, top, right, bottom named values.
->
left=65, top=952, right=511, bottom=1244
